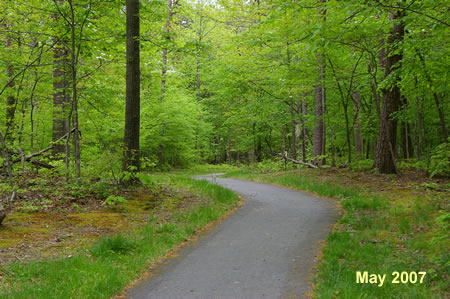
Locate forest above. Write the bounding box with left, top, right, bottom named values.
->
left=0, top=0, right=449, bottom=298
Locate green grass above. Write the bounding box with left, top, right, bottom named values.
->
left=224, top=169, right=447, bottom=298
left=0, top=175, right=239, bottom=298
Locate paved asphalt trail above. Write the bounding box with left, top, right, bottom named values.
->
left=127, top=175, right=339, bottom=299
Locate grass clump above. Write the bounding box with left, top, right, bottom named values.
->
left=91, top=235, right=136, bottom=257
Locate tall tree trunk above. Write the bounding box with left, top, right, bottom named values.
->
left=195, top=12, right=204, bottom=103
left=313, top=57, right=326, bottom=165
left=300, top=100, right=308, bottom=162
left=161, top=0, right=174, bottom=98
left=352, top=91, right=364, bottom=159
left=400, top=121, right=413, bottom=159
left=330, top=126, right=336, bottom=167
left=68, top=0, right=81, bottom=179
left=312, top=0, right=326, bottom=165
left=415, top=77, right=423, bottom=161
left=227, top=137, right=232, bottom=165
left=123, top=0, right=141, bottom=173
left=0, top=132, right=12, bottom=179
left=290, top=99, right=297, bottom=161
left=374, top=8, right=405, bottom=174
left=5, top=29, right=16, bottom=142
left=400, top=95, right=413, bottom=159
left=52, top=0, right=70, bottom=157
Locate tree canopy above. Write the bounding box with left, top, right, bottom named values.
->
left=0, top=0, right=448, bottom=178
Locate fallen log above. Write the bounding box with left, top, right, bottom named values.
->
left=282, top=152, right=318, bottom=169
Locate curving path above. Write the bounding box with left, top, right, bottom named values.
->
left=127, top=175, right=339, bottom=299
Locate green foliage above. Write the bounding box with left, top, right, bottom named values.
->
left=0, top=0, right=447, bottom=178
left=429, top=140, right=450, bottom=178
left=431, top=211, right=449, bottom=244
left=101, top=195, right=127, bottom=208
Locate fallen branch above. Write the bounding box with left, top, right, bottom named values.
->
left=28, top=159, right=55, bottom=169
left=14, top=128, right=75, bottom=163
left=282, top=152, right=318, bottom=169
left=0, top=128, right=74, bottom=170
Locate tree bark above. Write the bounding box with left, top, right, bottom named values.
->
left=415, top=77, right=423, bottom=161
left=374, top=8, right=405, bottom=174
left=0, top=132, right=13, bottom=179
left=400, top=95, right=413, bottom=159
left=5, top=27, right=16, bottom=142
left=227, top=137, right=232, bottom=165
left=290, top=99, right=297, bottom=161
left=123, top=0, right=141, bottom=173
left=300, top=100, right=308, bottom=162
left=68, top=0, right=82, bottom=180
left=52, top=0, right=70, bottom=157
left=312, top=0, right=326, bottom=166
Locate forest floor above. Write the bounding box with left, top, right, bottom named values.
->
left=0, top=172, right=240, bottom=298
left=223, top=166, right=449, bottom=298
left=0, top=174, right=205, bottom=266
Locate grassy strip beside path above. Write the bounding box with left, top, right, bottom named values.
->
left=0, top=174, right=239, bottom=298
left=223, top=169, right=448, bottom=298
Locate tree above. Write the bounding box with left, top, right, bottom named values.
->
left=123, top=0, right=141, bottom=174
left=374, top=7, right=405, bottom=174
left=161, top=0, right=176, bottom=98
left=4, top=22, right=16, bottom=142
left=52, top=0, right=70, bottom=157
left=312, top=0, right=327, bottom=166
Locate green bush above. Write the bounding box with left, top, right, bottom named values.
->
left=251, top=159, right=286, bottom=173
